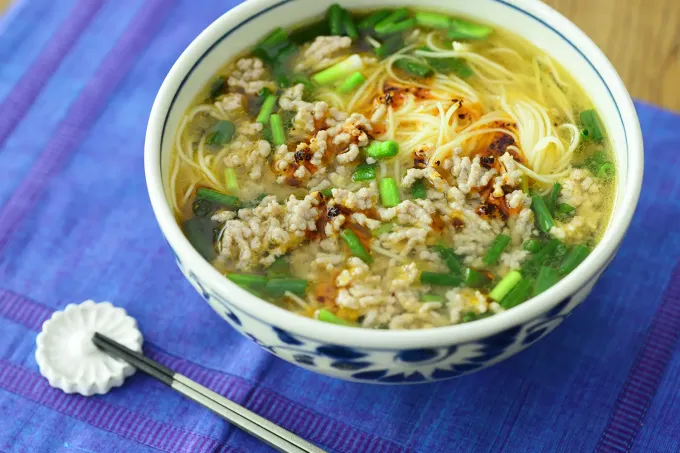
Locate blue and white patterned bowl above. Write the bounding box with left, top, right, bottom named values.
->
left=145, top=0, right=643, bottom=383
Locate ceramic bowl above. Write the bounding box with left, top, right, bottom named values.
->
left=145, top=0, right=643, bottom=383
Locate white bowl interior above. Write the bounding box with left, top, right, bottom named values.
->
left=148, top=0, right=642, bottom=348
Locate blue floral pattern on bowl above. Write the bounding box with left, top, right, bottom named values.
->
left=176, top=256, right=599, bottom=383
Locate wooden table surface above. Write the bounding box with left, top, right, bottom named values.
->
left=545, top=0, right=680, bottom=112
left=1, top=0, right=678, bottom=111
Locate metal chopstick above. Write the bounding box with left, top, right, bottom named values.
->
left=92, top=333, right=326, bottom=453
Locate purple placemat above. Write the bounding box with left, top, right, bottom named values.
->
left=2, top=1, right=680, bottom=452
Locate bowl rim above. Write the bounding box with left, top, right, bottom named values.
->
left=144, top=0, right=643, bottom=349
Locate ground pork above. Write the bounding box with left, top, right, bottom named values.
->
left=508, top=207, right=536, bottom=245
left=445, top=288, right=490, bottom=323
left=332, top=258, right=440, bottom=329
left=401, top=167, right=450, bottom=192
left=451, top=155, right=497, bottom=194
left=294, top=36, right=352, bottom=72
left=560, top=168, right=602, bottom=207
left=330, top=184, right=378, bottom=211
left=214, top=196, right=291, bottom=270
left=328, top=113, right=372, bottom=148
left=216, top=93, right=244, bottom=114
left=278, top=84, right=334, bottom=139
left=227, top=58, right=276, bottom=95
left=506, top=190, right=531, bottom=209
left=378, top=226, right=430, bottom=256
left=213, top=192, right=324, bottom=270
left=551, top=168, right=605, bottom=241
left=222, top=121, right=272, bottom=181
left=285, top=193, right=321, bottom=238
left=378, top=200, right=435, bottom=228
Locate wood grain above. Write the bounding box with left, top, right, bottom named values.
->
left=542, top=0, right=680, bottom=111
left=0, top=0, right=678, bottom=110
left=0, top=0, right=12, bottom=14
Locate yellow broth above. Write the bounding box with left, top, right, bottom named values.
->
left=170, top=9, right=615, bottom=329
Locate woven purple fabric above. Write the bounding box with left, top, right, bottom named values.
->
left=1, top=1, right=680, bottom=452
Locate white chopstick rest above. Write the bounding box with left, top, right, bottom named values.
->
left=35, top=300, right=143, bottom=396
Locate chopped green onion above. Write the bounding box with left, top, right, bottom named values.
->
left=312, top=54, right=364, bottom=85
left=415, top=11, right=451, bottom=29
left=338, top=71, right=366, bottom=93
left=328, top=4, right=344, bottom=35
left=522, top=239, right=561, bottom=276
left=340, top=229, right=372, bottom=263
left=342, top=9, right=359, bottom=39
left=583, top=151, right=607, bottom=173
left=483, top=233, right=511, bottom=265
left=358, top=10, right=391, bottom=29
left=264, top=278, right=308, bottom=297
left=489, top=270, right=522, bottom=301
left=500, top=278, right=532, bottom=309
left=523, top=239, right=542, bottom=253
left=394, top=59, right=433, bottom=78
left=557, top=203, right=575, bottom=215
left=521, top=176, right=530, bottom=193
left=550, top=184, right=561, bottom=208
left=205, top=120, right=236, bottom=146
left=258, top=27, right=288, bottom=48
left=289, top=21, right=331, bottom=44
left=375, top=34, right=404, bottom=59
left=321, top=188, right=333, bottom=197
left=580, top=109, right=604, bottom=142
left=598, top=162, right=615, bottom=179
left=375, top=17, right=417, bottom=35
left=582, top=151, right=615, bottom=179
left=374, top=8, right=409, bottom=33
left=420, top=271, right=462, bottom=286
left=547, top=243, right=569, bottom=268
left=256, top=94, right=278, bottom=124
left=366, top=140, right=399, bottom=159
left=544, top=182, right=561, bottom=216
left=277, top=72, right=311, bottom=92
left=448, top=18, right=493, bottom=41
left=434, top=244, right=462, bottom=274
left=532, top=195, right=555, bottom=233
left=258, top=87, right=272, bottom=98
left=255, top=27, right=290, bottom=61
left=183, top=217, right=217, bottom=261
left=276, top=42, right=299, bottom=63
left=411, top=179, right=426, bottom=199
left=422, top=294, right=444, bottom=302
left=269, top=113, right=286, bottom=146
left=225, top=168, right=239, bottom=193
left=227, top=273, right=268, bottom=289
left=463, top=268, right=491, bottom=288
left=279, top=109, right=297, bottom=130
left=534, top=266, right=560, bottom=296
left=196, top=187, right=240, bottom=209
left=559, top=245, right=590, bottom=275
left=379, top=178, right=401, bottom=207
left=317, top=308, right=354, bottom=326
left=424, top=56, right=473, bottom=78
left=192, top=199, right=212, bottom=218
left=293, top=74, right=315, bottom=94
left=463, top=311, right=493, bottom=323
left=267, top=256, right=290, bottom=277
left=372, top=222, right=394, bottom=237
left=208, top=77, right=225, bottom=99
left=274, top=71, right=291, bottom=88
left=352, top=162, right=376, bottom=181
left=243, top=193, right=267, bottom=208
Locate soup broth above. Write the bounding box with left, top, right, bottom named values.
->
left=170, top=7, right=614, bottom=329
